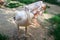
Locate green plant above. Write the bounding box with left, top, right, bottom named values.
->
left=5, top=1, right=23, bottom=8
left=49, top=16, right=60, bottom=24
left=53, top=24, right=60, bottom=40
left=44, top=10, right=46, bottom=13
left=0, top=33, right=9, bottom=40
left=44, top=0, right=60, bottom=6
left=56, top=14, right=60, bottom=17
left=44, top=0, right=57, bottom=4
left=15, top=0, right=37, bottom=4
left=48, top=14, right=60, bottom=40
left=6, top=0, right=11, bottom=3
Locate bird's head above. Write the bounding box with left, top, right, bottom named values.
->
left=41, top=4, right=46, bottom=10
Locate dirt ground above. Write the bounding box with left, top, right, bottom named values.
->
left=0, top=3, right=60, bottom=40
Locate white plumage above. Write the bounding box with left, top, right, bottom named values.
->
left=25, top=1, right=43, bottom=10
left=14, top=10, right=34, bottom=26
left=14, top=9, right=34, bottom=39
left=13, top=1, right=46, bottom=39
left=25, top=1, right=46, bottom=16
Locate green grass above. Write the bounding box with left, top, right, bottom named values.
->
left=44, top=0, right=60, bottom=6
left=48, top=14, right=60, bottom=40
left=5, top=1, right=24, bottom=8
left=44, top=10, right=48, bottom=14
left=0, top=33, right=9, bottom=40
left=53, top=24, right=60, bottom=40
left=13, top=0, right=37, bottom=4
left=49, top=16, right=60, bottom=24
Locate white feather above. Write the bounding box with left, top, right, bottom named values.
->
left=14, top=10, right=34, bottom=26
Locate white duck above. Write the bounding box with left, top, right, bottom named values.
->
left=13, top=1, right=46, bottom=39
left=13, top=7, right=34, bottom=39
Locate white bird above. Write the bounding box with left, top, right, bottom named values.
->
left=13, top=1, right=46, bottom=39
left=13, top=8, right=34, bottom=39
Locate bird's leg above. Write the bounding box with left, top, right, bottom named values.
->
left=17, top=25, right=20, bottom=39
left=25, top=26, right=28, bottom=40
left=25, top=26, right=27, bottom=35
